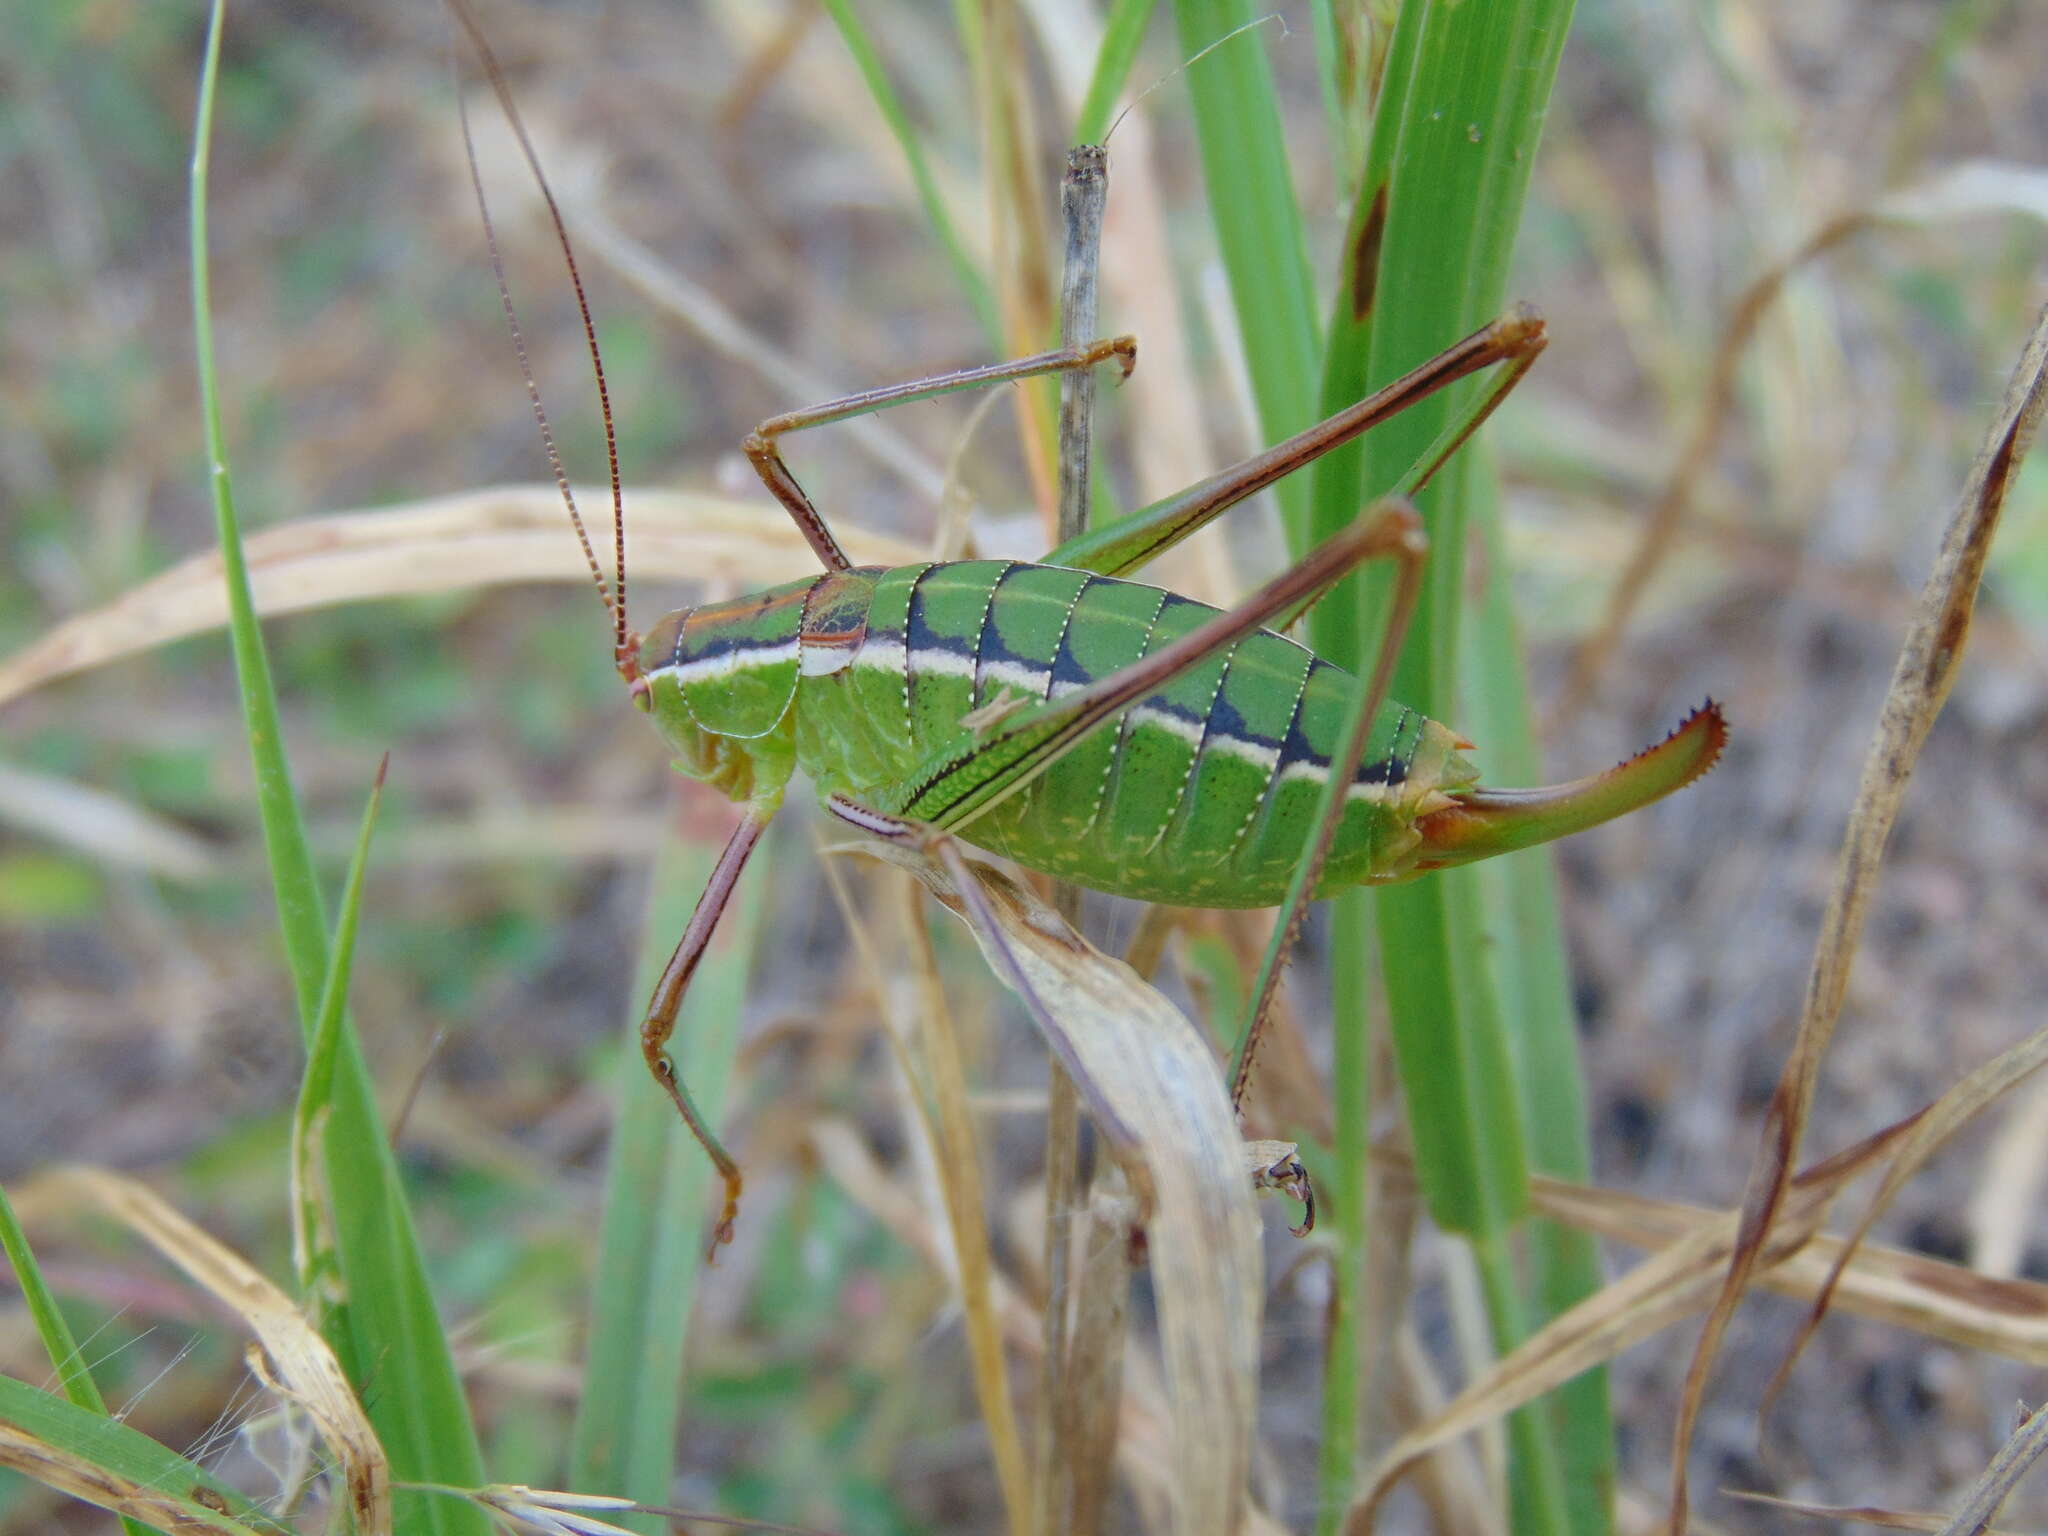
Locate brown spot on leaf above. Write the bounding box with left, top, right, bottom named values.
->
left=1349, top=184, right=1388, bottom=322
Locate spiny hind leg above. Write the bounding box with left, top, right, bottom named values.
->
left=1228, top=503, right=1430, bottom=1116
left=747, top=337, right=1137, bottom=571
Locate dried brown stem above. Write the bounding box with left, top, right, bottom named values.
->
left=1665, top=303, right=2048, bottom=1534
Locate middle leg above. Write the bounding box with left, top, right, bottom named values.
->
left=747, top=337, right=1136, bottom=572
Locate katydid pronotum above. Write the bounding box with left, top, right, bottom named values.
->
left=451, top=9, right=1724, bottom=1253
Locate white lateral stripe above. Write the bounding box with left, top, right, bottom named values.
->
left=848, top=645, right=1002, bottom=681
left=1274, top=753, right=1401, bottom=802
left=659, top=638, right=1402, bottom=804
left=799, top=642, right=856, bottom=676
left=1208, top=734, right=1280, bottom=772
left=980, top=657, right=1049, bottom=695
left=648, top=638, right=800, bottom=688
left=1127, top=704, right=1205, bottom=749
left=1122, top=711, right=1387, bottom=798
left=907, top=646, right=975, bottom=678
left=852, top=631, right=909, bottom=670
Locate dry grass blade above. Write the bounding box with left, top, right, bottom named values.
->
left=0, top=761, right=219, bottom=881
left=1935, top=1406, right=2048, bottom=1536
left=964, top=0, right=1057, bottom=522
left=1872, top=159, right=2048, bottom=229
left=471, top=1481, right=839, bottom=1536
left=17, top=1165, right=390, bottom=1534
left=1970, top=1075, right=2048, bottom=1279
left=892, top=873, right=1031, bottom=1536
left=1065, top=1190, right=1135, bottom=1536
left=1528, top=1175, right=2048, bottom=1367
left=0, top=489, right=922, bottom=709
left=1345, top=1126, right=1910, bottom=1533
left=1726, top=1490, right=2026, bottom=1535
left=849, top=839, right=1260, bottom=1536
left=0, top=1421, right=270, bottom=1536
left=1761, top=1023, right=2048, bottom=1421
left=1667, top=304, right=2048, bottom=1533
left=1041, top=138, right=1111, bottom=1536
left=1382, top=1328, right=1503, bottom=1536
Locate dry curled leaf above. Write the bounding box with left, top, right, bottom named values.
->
left=850, top=837, right=1260, bottom=1536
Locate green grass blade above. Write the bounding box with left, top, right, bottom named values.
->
left=1169, top=0, right=1323, bottom=547
left=190, top=8, right=486, bottom=1530
left=1303, top=2, right=1588, bottom=1531
left=1310, top=0, right=1569, bottom=1262
left=290, top=758, right=387, bottom=1289
left=0, top=1190, right=107, bottom=1421
left=0, top=1189, right=153, bottom=1536
left=1303, top=3, right=1421, bottom=670
left=1472, top=1230, right=1574, bottom=1536
left=821, top=0, right=1000, bottom=345
left=1173, top=0, right=1596, bottom=1517
left=1159, top=7, right=1372, bottom=1530
left=1464, top=471, right=1618, bottom=1534
left=0, top=1373, right=282, bottom=1534
left=190, top=0, right=321, bottom=1027
left=1312, top=888, right=1373, bottom=1536
left=1324, top=7, right=1575, bottom=691
left=570, top=805, right=766, bottom=1532
left=1073, top=0, right=1158, bottom=146
left=1380, top=857, right=1529, bottom=1233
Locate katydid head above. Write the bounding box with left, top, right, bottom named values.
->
left=629, top=586, right=810, bottom=806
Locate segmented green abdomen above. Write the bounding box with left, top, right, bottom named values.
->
left=795, top=560, right=1475, bottom=908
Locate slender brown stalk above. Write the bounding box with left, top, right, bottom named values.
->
left=1039, top=141, right=1114, bottom=1536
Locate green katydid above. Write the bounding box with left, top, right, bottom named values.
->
left=452, top=9, right=1724, bottom=1253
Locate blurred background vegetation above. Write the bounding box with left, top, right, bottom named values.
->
left=2, top=0, right=2047, bottom=1531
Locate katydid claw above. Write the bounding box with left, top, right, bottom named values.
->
left=708, top=1179, right=741, bottom=1258
left=1244, top=1141, right=1317, bottom=1236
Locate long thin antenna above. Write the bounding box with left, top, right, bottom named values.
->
left=446, top=0, right=633, bottom=672
left=1105, top=13, right=1285, bottom=144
